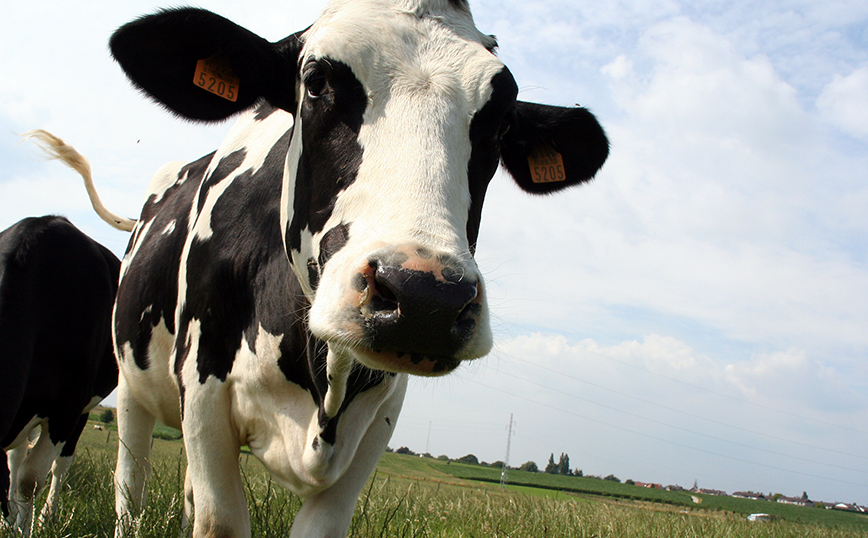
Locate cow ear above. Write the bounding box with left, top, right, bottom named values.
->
left=110, top=8, right=302, bottom=122
left=499, top=101, right=609, bottom=194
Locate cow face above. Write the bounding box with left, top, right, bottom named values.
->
left=109, top=0, right=608, bottom=376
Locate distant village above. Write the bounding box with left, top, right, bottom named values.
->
left=391, top=446, right=867, bottom=515
left=634, top=481, right=866, bottom=514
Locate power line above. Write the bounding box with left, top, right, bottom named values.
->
left=506, top=355, right=867, bottom=461
left=467, top=378, right=868, bottom=489
left=493, top=369, right=867, bottom=474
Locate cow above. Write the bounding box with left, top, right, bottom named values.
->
left=78, top=0, right=610, bottom=536
left=0, top=214, right=120, bottom=536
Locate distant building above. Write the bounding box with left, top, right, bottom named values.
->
left=696, top=488, right=727, bottom=496
left=777, top=496, right=814, bottom=508
left=832, top=503, right=866, bottom=513
left=732, top=491, right=766, bottom=501
left=635, top=482, right=662, bottom=489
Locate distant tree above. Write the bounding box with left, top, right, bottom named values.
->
left=437, top=455, right=449, bottom=461
left=603, top=474, right=621, bottom=483
left=573, top=469, right=583, bottom=477
left=395, top=446, right=416, bottom=455
left=489, top=461, right=504, bottom=469
left=385, top=446, right=394, bottom=452
left=802, top=491, right=809, bottom=500
left=545, top=453, right=558, bottom=474
left=457, top=454, right=479, bottom=465
left=557, top=453, right=570, bottom=475
left=99, top=409, right=114, bottom=424
left=625, top=479, right=635, bottom=485
left=519, top=461, right=538, bottom=473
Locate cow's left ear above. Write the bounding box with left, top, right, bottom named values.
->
left=499, top=101, right=609, bottom=194
left=110, top=8, right=303, bottom=122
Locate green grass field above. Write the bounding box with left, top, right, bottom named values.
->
left=3, top=419, right=866, bottom=537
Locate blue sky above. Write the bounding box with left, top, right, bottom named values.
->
left=2, top=0, right=866, bottom=505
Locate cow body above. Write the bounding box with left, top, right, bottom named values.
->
left=104, top=0, right=608, bottom=536
left=0, top=215, right=120, bottom=535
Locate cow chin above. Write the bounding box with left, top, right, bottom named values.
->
left=350, top=347, right=463, bottom=376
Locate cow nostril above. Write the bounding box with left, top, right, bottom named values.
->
left=370, top=273, right=399, bottom=315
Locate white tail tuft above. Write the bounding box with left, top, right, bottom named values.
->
left=22, top=129, right=136, bottom=232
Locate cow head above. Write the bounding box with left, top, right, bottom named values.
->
left=109, top=0, right=608, bottom=377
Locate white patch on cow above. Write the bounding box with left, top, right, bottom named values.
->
left=220, top=323, right=406, bottom=495
left=148, top=161, right=188, bottom=205
left=82, top=394, right=105, bottom=414
left=118, top=217, right=154, bottom=282
left=116, top=316, right=182, bottom=429
left=205, top=108, right=294, bottom=181
left=161, top=220, right=176, bottom=235
left=295, top=0, right=499, bottom=362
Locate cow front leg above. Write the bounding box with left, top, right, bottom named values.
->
left=114, top=377, right=157, bottom=538
left=290, top=375, right=407, bottom=538
left=182, top=379, right=249, bottom=538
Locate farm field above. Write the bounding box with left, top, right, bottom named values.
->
left=3, top=418, right=866, bottom=537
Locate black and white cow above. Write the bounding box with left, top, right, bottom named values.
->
left=96, top=0, right=608, bottom=536
left=0, top=215, right=120, bottom=535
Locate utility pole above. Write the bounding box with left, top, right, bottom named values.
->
left=425, top=420, right=432, bottom=454
left=500, top=414, right=514, bottom=487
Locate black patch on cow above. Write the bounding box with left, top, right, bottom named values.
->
left=115, top=154, right=212, bottom=371
left=287, top=60, right=366, bottom=255
left=466, top=68, right=519, bottom=253
left=177, top=131, right=291, bottom=384
left=253, top=101, right=278, bottom=121
left=0, top=216, right=119, bottom=510
left=318, top=223, right=350, bottom=270
left=197, top=149, right=247, bottom=214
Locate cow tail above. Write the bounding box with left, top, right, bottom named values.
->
left=21, top=130, right=137, bottom=232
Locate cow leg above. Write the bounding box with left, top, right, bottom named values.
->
left=180, top=465, right=193, bottom=535
left=5, top=439, right=28, bottom=525
left=38, top=412, right=87, bottom=526
left=37, top=453, right=73, bottom=527
left=183, top=379, right=249, bottom=538
left=114, top=378, right=157, bottom=537
left=289, top=375, right=407, bottom=538
left=13, top=424, right=64, bottom=537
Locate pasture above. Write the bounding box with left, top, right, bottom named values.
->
left=2, top=418, right=866, bottom=538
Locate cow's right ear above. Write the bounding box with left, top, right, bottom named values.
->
left=110, top=8, right=303, bottom=122
left=499, top=101, right=609, bottom=195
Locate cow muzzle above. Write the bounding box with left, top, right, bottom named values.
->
left=310, top=243, right=490, bottom=375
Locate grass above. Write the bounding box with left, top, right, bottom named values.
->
left=3, top=424, right=867, bottom=537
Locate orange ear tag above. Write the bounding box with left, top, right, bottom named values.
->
left=193, top=55, right=239, bottom=102
left=528, top=149, right=566, bottom=184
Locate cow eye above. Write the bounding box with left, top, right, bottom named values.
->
left=303, top=64, right=329, bottom=99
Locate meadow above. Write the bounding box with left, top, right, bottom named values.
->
left=3, top=420, right=866, bottom=538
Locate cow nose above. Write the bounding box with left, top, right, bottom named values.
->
left=361, top=253, right=481, bottom=357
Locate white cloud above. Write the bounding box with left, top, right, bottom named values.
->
left=725, top=348, right=868, bottom=413
left=817, top=67, right=868, bottom=140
